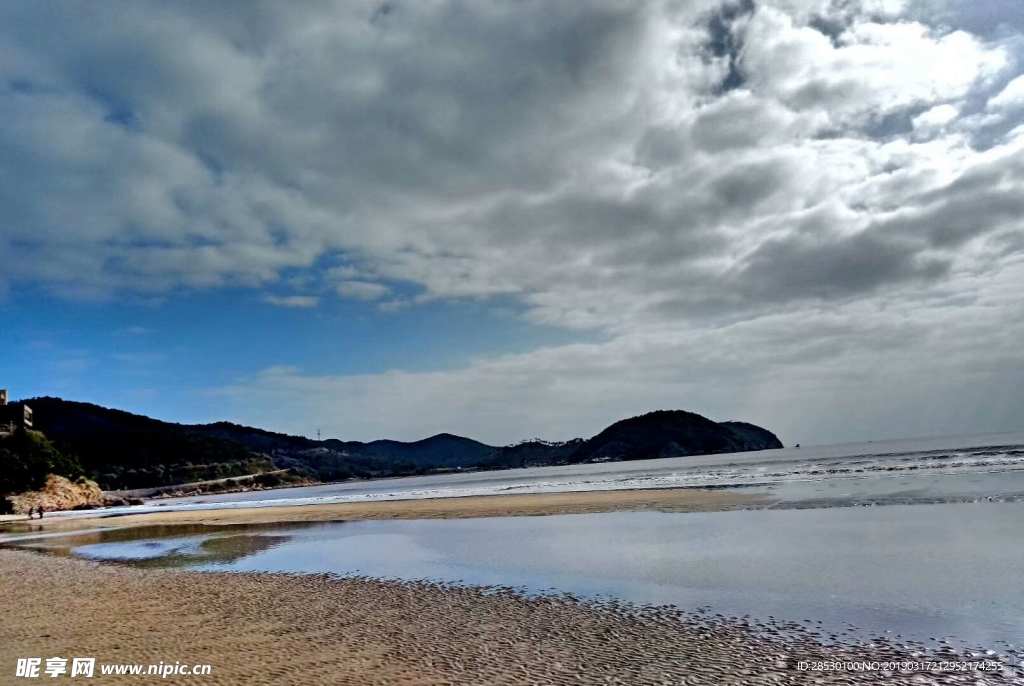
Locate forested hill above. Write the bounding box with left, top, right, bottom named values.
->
left=567, top=411, right=783, bottom=463
left=20, top=397, right=783, bottom=490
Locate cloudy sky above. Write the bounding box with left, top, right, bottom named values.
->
left=2, top=0, right=1023, bottom=446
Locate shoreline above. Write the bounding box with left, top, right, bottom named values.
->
left=0, top=487, right=768, bottom=537
left=2, top=550, right=1018, bottom=685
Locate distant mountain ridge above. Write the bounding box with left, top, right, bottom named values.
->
left=20, top=397, right=782, bottom=490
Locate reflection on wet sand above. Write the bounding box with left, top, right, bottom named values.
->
left=5, top=504, right=1024, bottom=653
left=1, top=521, right=317, bottom=568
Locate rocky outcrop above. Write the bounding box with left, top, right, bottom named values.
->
left=7, top=474, right=103, bottom=514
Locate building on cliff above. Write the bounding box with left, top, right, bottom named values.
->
left=0, top=390, right=33, bottom=435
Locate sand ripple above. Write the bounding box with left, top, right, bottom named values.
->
left=1, top=551, right=1019, bottom=685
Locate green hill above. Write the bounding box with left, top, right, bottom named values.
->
left=17, top=397, right=783, bottom=491
left=568, top=410, right=782, bottom=463
left=0, top=429, right=84, bottom=499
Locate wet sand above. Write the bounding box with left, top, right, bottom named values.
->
left=0, top=487, right=766, bottom=537
left=2, top=550, right=1018, bottom=685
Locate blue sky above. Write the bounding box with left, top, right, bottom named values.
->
left=0, top=286, right=593, bottom=431
left=2, top=0, right=1024, bottom=445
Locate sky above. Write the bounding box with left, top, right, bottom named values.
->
left=1, top=0, right=1023, bottom=447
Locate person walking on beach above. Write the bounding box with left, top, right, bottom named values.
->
left=36, top=506, right=43, bottom=519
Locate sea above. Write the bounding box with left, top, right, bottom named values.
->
left=5, top=431, right=1024, bottom=653
left=86, top=430, right=1024, bottom=514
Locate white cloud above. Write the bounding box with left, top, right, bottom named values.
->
left=2, top=0, right=1024, bottom=441
left=913, top=103, right=959, bottom=130
left=336, top=280, right=389, bottom=301
left=216, top=257, right=1024, bottom=444
left=263, top=294, right=319, bottom=308
left=988, top=74, right=1024, bottom=110
left=0, top=0, right=1018, bottom=319
left=741, top=13, right=1005, bottom=127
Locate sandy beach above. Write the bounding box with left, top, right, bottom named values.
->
left=0, top=487, right=766, bottom=538
left=4, top=550, right=1019, bottom=685
left=3, top=489, right=1021, bottom=684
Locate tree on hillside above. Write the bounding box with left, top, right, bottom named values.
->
left=0, top=429, right=84, bottom=498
